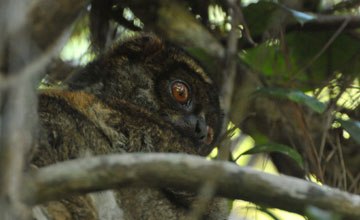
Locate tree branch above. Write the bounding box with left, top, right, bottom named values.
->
left=121, top=0, right=225, bottom=59
left=288, top=15, right=360, bottom=31
left=23, top=153, right=360, bottom=219
left=218, top=0, right=242, bottom=160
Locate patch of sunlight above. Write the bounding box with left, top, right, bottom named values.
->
left=123, top=8, right=144, bottom=29
left=307, top=174, right=323, bottom=185
left=267, top=39, right=280, bottom=46
left=226, top=121, right=278, bottom=174
left=225, top=121, right=255, bottom=165
left=38, top=83, right=49, bottom=90
left=228, top=121, right=241, bottom=138
left=123, top=7, right=135, bottom=21
left=241, top=0, right=260, bottom=7
left=231, top=200, right=305, bottom=220
left=210, top=121, right=305, bottom=220
left=208, top=4, right=226, bottom=25
left=252, top=154, right=279, bottom=174
left=305, top=86, right=331, bottom=104
left=234, top=135, right=255, bottom=166
left=320, top=0, right=342, bottom=10
left=116, top=26, right=140, bottom=40
left=207, top=147, right=218, bottom=160
left=207, top=121, right=245, bottom=160
left=231, top=158, right=305, bottom=220
left=225, top=23, right=232, bottom=31
left=305, top=90, right=324, bottom=103
left=335, top=112, right=349, bottom=121
left=230, top=153, right=306, bottom=220
left=332, top=112, right=349, bottom=129
left=60, top=28, right=94, bottom=66
left=305, top=73, right=341, bottom=103
left=306, top=77, right=360, bottom=110
left=133, top=18, right=144, bottom=28
left=332, top=112, right=352, bottom=139
left=331, top=112, right=352, bottom=139
left=336, top=78, right=360, bottom=110
left=343, top=130, right=350, bottom=139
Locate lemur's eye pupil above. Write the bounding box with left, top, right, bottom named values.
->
left=171, top=82, right=189, bottom=104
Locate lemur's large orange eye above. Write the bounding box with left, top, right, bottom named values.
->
left=171, top=82, right=189, bottom=104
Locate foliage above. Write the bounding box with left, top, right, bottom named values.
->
left=240, top=143, right=304, bottom=168
left=254, top=87, right=327, bottom=113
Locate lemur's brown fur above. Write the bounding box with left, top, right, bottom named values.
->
left=31, top=35, right=227, bottom=220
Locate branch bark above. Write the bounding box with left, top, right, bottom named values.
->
left=23, top=153, right=360, bottom=219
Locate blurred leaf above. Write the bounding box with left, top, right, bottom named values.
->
left=250, top=131, right=269, bottom=146
left=227, top=199, right=234, bottom=212
left=242, top=42, right=289, bottom=77
left=185, top=46, right=218, bottom=76
left=337, top=118, right=360, bottom=145
left=287, top=31, right=360, bottom=78
left=70, top=14, right=90, bottom=38
left=255, top=87, right=327, bottom=113
left=305, top=206, right=341, bottom=220
left=240, top=143, right=303, bottom=168
left=242, top=1, right=317, bottom=37
left=242, top=1, right=278, bottom=37
left=243, top=31, right=360, bottom=90
left=275, top=3, right=317, bottom=25
left=288, top=9, right=316, bottom=25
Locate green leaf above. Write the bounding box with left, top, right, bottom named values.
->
left=286, top=31, right=360, bottom=77
left=243, top=31, right=360, bottom=90
left=242, top=42, right=289, bottom=78
left=255, top=87, right=327, bottom=114
left=288, top=9, right=316, bottom=25
left=242, top=1, right=278, bottom=37
left=337, top=118, right=360, bottom=145
left=240, top=143, right=304, bottom=168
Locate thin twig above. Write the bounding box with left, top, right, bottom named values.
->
left=218, top=0, right=241, bottom=160
left=335, top=134, right=347, bottom=191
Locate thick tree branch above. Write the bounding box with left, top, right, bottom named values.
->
left=121, top=0, right=225, bottom=59
left=23, top=153, right=360, bottom=219
left=28, top=0, right=90, bottom=52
